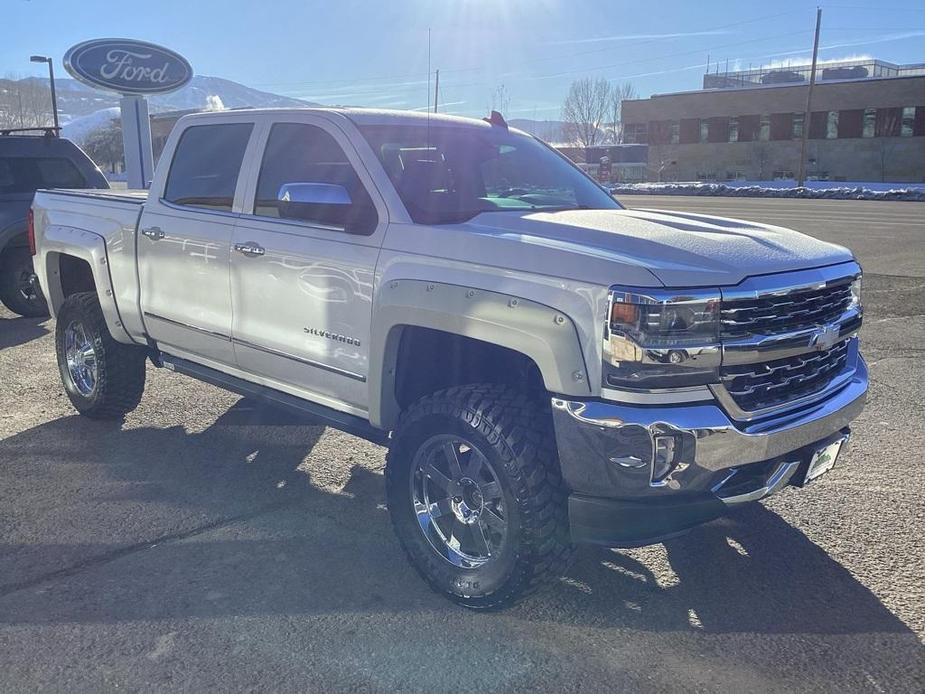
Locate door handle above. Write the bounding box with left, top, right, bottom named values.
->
left=141, top=226, right=165, bottom=240
left=233, top=242, right=266, bottom=257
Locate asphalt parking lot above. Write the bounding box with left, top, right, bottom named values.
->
left=1, top=196, right=923, bottom=692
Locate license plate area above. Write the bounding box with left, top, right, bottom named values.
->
left=793, top=434, right=848, bottom=487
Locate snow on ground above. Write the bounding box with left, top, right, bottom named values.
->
left=60, top=107, right=120, bottom=144
left=611, top=180, right=925, bottom=201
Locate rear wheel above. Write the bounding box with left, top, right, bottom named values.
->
left=55, top=292, right=147, bottom=419
left=386, top=384, right=574, bottom=609
left=0, top=246, right=48, bottom=317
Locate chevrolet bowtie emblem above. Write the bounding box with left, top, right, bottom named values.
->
left=811, top=324, right=840, bottom=351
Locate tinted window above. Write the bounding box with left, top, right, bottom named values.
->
left=164, top=123, right=253, bottom=211
left=0, top=157, right=86, bottom=194
left=253, top=123, right=376, bottom=232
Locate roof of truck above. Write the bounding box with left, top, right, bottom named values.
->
left=179, top=107, right=500, bottom=131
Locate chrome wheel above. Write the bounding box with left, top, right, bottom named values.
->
left=411, top=434, right=508, bottom=568
left=64, top=320, right=98, bottom=397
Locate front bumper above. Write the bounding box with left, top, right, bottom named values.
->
left=551, top=355, right=868, bottom=546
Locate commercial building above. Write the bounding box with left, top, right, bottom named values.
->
left=621, top=59, right=925, bottom=182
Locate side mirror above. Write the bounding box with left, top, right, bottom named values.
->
left=276, top=182, right=377, bottom=234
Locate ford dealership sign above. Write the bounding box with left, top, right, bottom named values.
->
left=63, top=39, right=192, bottom=95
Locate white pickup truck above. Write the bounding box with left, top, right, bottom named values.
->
left=31, top=108, right=867, bottom=609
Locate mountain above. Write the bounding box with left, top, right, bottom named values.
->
left=8, top=75, right=319, bottom=122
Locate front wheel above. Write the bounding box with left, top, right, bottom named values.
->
left=386, top=384, right=574, bottom=609
left=0, top=246, right=49, bottom=317
left=55, top=292, right=147, bottom=419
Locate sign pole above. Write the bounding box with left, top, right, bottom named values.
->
left=119, top=94, right=155, bottom=189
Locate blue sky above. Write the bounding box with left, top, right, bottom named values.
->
left=5, top=0, right=925, bottom=119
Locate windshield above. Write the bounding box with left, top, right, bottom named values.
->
left=359, top=124, right=621, bottom=224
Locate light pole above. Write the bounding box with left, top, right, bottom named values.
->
left=30, top=55, right=59, bottom=132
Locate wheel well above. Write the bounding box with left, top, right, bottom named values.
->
left=58, top=254, right=95, bottom=298
left=393, top=326, right=546, bottom=410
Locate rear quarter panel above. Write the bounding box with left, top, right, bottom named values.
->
left=32, top=190, right=146, bottom=342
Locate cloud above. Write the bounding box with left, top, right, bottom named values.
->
left=547, top=29, right=730, bottom=46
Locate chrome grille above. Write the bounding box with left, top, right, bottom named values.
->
left=720, top=339, right=850, bottom=412
left=721, top=281, right=853, bottom=338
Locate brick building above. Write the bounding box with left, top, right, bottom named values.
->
left=621, top=59, right=925, bottom=182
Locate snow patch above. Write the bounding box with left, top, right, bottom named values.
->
left=611, top=180, right=925, bottom=202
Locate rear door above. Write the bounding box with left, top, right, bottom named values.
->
left=137, top=118, right=258, bottom=366
left=230, top=115, right=388, bottom=415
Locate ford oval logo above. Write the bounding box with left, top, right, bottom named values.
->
left=63, top=39, right=192, bottom=95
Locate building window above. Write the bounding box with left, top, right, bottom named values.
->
left=624, top=123, right=648, bottom=144
left=792, top=113, right=804, bottom=139
left=915, top=106, right=925, bottom=137
left=759, top=114, right=770, bottom=141
left=647, top=121, right=669, bottom=145
left=875, top=108, right=902, bottom=137
left=826, top=111, right=839, bottom=139
left=737, top=114, right=761, bottom=142
left=729, top=117, right=739, bottom=142
left=863, top=108, right=876, bottom=138
left=838, top=110, right=864, bottom=138
left=809, top=111, right=828, bottom=139
left=770, top=113, right=792, bottom=141
left=901, top=106, right=916, bottom=137
left=679, top=118, right=700, bottom=144
left=699, top=119, right=709, bottom=143
left=707, top=117, right=729, bottom=143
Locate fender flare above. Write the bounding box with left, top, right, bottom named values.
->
left=368, top=280, right=591, bottom=429
left=37, top=224, right=134, bottom=343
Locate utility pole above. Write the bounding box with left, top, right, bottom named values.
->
left=433, top=69, right=439, bottom=113
left=797, top=7, right=822, bottom=187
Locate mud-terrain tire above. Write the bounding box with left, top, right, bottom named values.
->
left=0, top=246, right=49, bottom=317
left=55, top=291, right=146, bottom=419
left=386, top=383, right=574, bottom=609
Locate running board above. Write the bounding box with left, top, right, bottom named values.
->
left=159, top=355, right=389, bottom=445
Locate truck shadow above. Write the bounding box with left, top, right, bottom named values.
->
left=0, top=314, right=49, bottom=350
left=0, top=399, right=918, bottom=646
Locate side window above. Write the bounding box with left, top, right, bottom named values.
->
left=253, top=122, right=377, bottom=233
left=0, top=157, right=85, bottom=193
left=163, top=122, right=253, bottom=211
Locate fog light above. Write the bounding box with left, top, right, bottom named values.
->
left=652, top=435, right=679, bottom=485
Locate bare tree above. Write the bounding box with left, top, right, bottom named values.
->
left=0, top=75, right=53, bottom=130
left=83, top=121, right=124, bottom=173
left=607, top=82, right=637, bottom=144
left=561, top=78, right=611, bottom=148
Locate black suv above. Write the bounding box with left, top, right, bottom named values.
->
left=0, top=128, right=109, bottom=317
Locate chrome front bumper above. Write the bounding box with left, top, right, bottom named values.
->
left=550, top=356, right=867, bottom=545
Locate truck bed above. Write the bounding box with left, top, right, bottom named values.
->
left=37, top=188, right=148, bottom=204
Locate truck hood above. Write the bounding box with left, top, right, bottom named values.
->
left=461, top=207, right=854, bottom=287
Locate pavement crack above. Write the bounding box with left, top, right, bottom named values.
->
left=0, top=499, right=300, bottom=599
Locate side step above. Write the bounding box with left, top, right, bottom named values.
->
left=160, top=355, right=389, bottom=445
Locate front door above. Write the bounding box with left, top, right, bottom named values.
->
left=138, top=120, right=256, bottom=365
left=230, top=118, right=387, bottom=415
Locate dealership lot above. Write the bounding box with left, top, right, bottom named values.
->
left=1, top=196, right=923, bottom=692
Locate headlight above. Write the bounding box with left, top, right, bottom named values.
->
left=603, top=286, right=721, bottom=390
left=849, top=275, right=862, bottom=310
